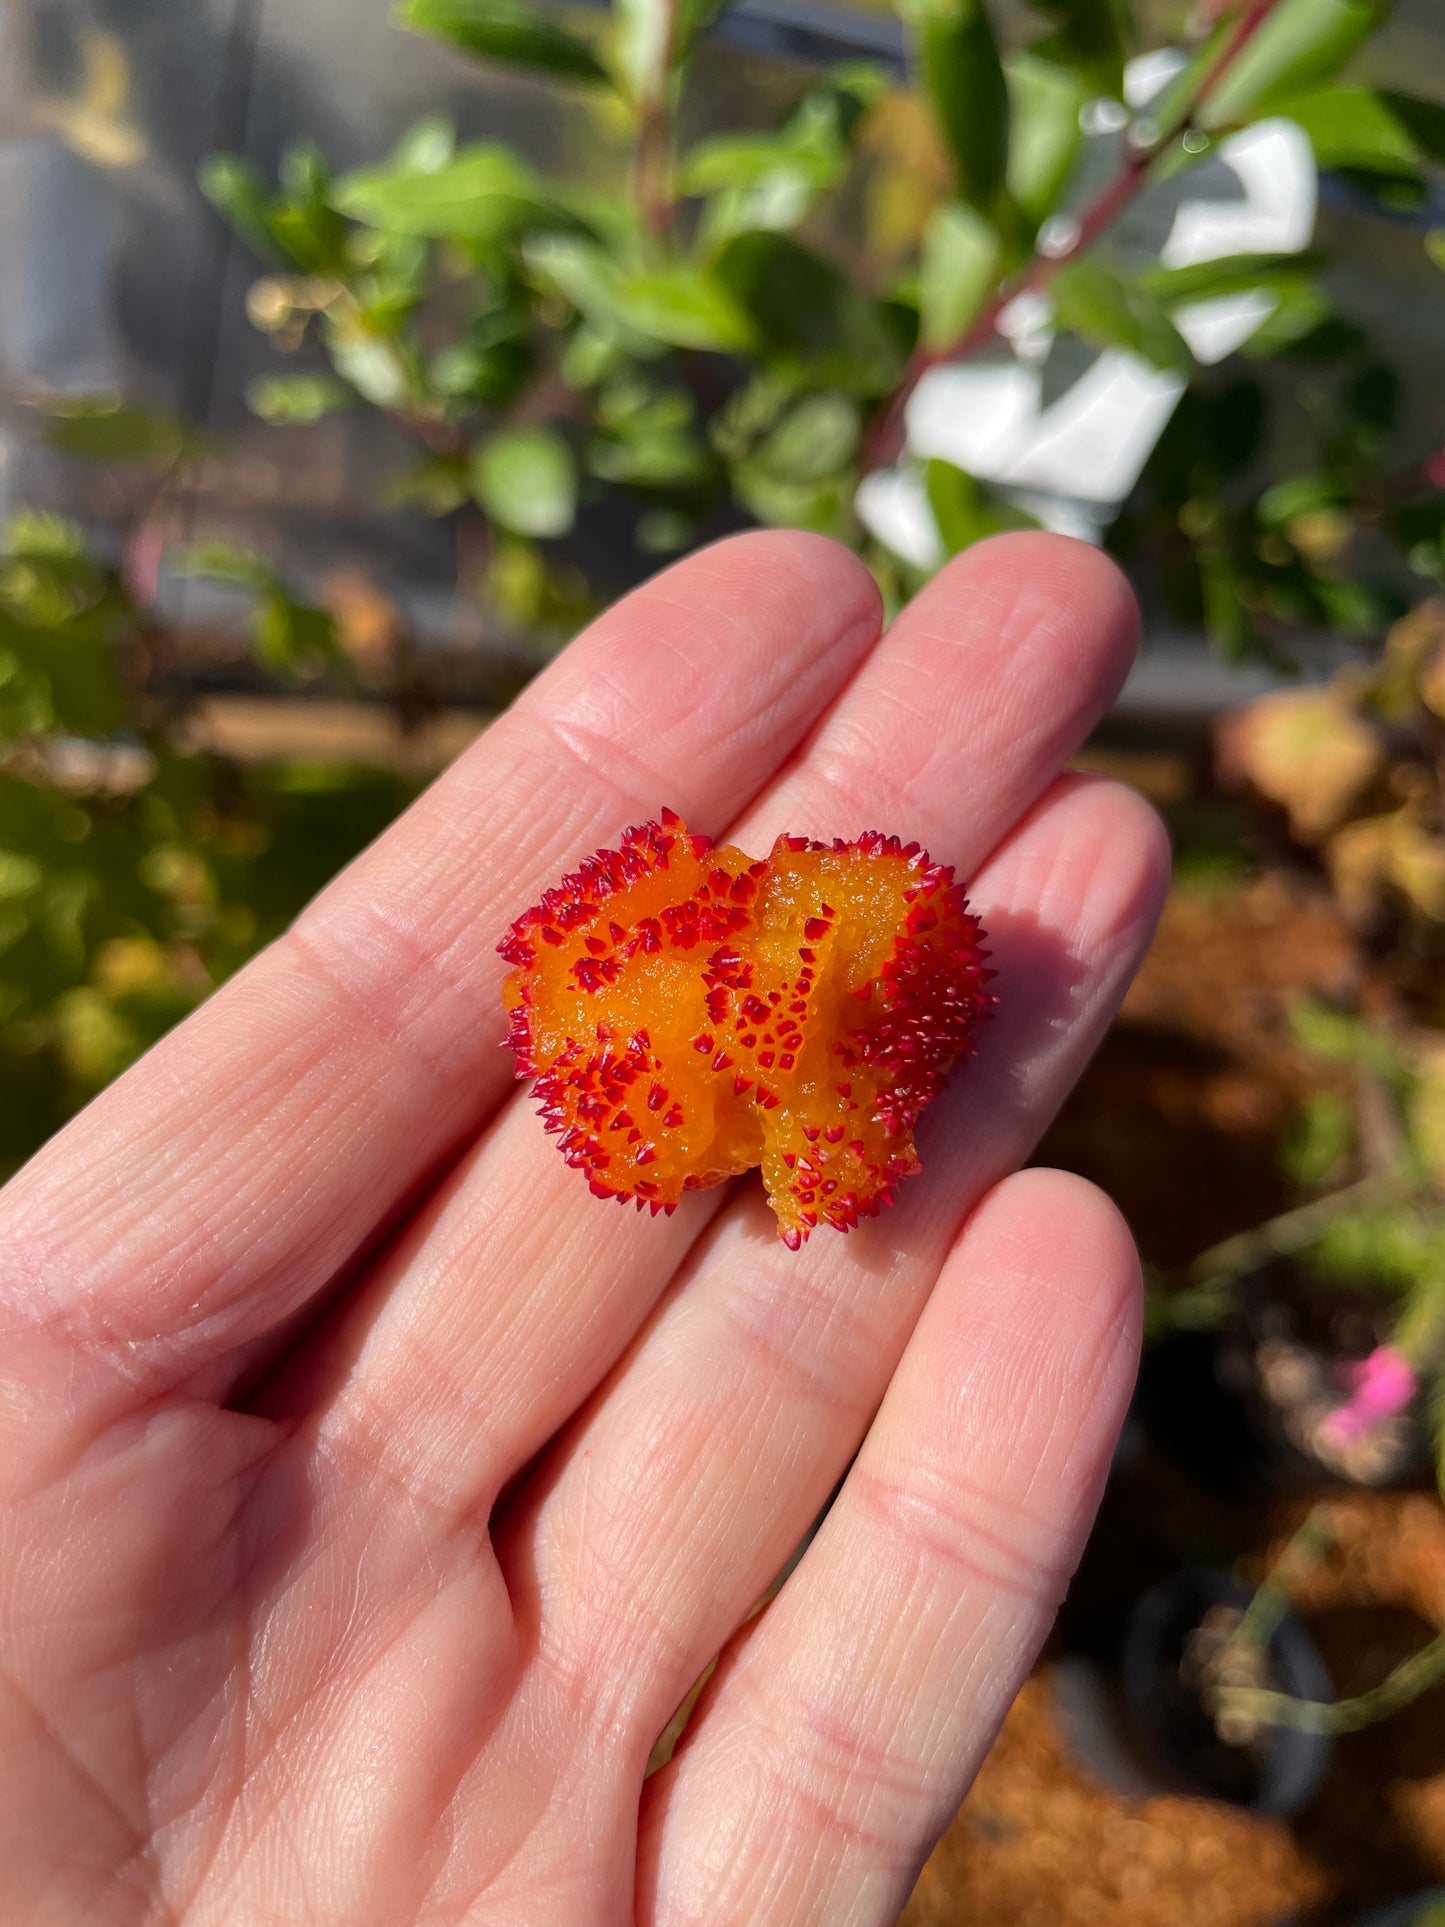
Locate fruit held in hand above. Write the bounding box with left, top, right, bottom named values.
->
left=500, top=811, right=992, bottom=1246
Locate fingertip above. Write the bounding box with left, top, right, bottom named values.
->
left=925, top=531, right=1141, bottom=715
left=965, top=1164, right=1143, bottom=1336
left=954, top=529, right=1141, bottom=645
left=921, top=1164, right=1144, bottom=1501
left=979, top=770, right=1171, bottom=964
left=681, top=528, right=885, bottom=659
left=1051, top=771, right=1172, bottom=910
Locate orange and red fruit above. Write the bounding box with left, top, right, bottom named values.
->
left=499, top=810, right=993, bottom=1247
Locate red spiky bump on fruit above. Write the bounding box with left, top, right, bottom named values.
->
left=499, top=809, right=994, bottom=1247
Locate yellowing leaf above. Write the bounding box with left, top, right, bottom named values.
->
left=1379, top=599, right=1445, bottom=722
left=1220, top=686, right=1381, bottom=842
left=94, top=937, right=169, bottom=996
left=35, top=29, right=145, bottom=171
left=1385, top=814, right=1445, bottom=922
left=1327, top=807, right=1445, bottom=924
left=1325, top=810, right=1394, bottom=922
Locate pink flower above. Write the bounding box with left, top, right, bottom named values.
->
left=1319, top=1344, right=1417, bottom=1447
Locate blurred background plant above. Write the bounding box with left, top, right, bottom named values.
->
left=0, top=502, right=418, bottom=1176
left=194, top=0, right=1445, bottom=647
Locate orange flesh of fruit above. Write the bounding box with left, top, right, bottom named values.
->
left=499, top=810, right=993, bottom=1247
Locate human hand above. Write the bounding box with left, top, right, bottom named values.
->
left=0, top=531, right=1168, bottom=1925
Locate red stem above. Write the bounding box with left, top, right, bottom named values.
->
left=860, top=0, right=1286, bottom=474
left=632, top=0, right=680, bottom=241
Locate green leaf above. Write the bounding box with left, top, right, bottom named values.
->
left=1025, top=0, right=1132, bottom=100
left=1310, top=1206, right=1441, bottom=1297
left=1198, top=552, right=1255, bottom=658
left=1141, top=251, right=1322, bottom=303
left=326, top=331, right=412, bottom=407
left=675, top=0, right=731, bottom=62
left=1258, top=471, right=1348, bottom=525
left=616, top=266, right=759, bottom=352
left=388, top=115, right=457, bottom=173
left=1289, top=999, right=1414, bottom=1082
left=46, top=399, right=188, bottom=465
left=246, top=373, right=354, bottom=426
left=386, top=453, right=472, bottom=515
left=1198, top=0, right=1386, bottom=132
left=471, top=426, right=578, bottom=536
left=251, top=593, right=342, bottom=680
left=713, top=233, right=908, bottom=393
left=918, top=201, right=999, bottom=350
left=1051, top=260, right=1195, bottom=374
left=612, top=0, right=725, bottom=93
left=681, top=70, right=882, bottom=201
left=281, top=141, right=331, bottom=208
left=902, top=0, right=1010, bottom=214
left=730, top=463, right=851, bottom=535
left=174, top=544, right=342, bottom=679
left=1429, top=231, right=1445, bottom=276
left=3, top=510, right=86, bottom=566
left=526, top=234, right=625, bottom=320
left=526, top=235, right=754, bottom=354
left=399, top=0, right=608, bottom=81
left=431, top=329, right=534, bottom=406
left=171, top=542, right=276, bottom=594
left=1381, top=91, right=1445, bottom=167
left=1282, top=1089, right=1354, bottom=1188
left=752, top=393, right=861, bottom=483
left=268, top=142, right=351, bottom=272
left=681, top=79, right=874, bottom=249
left=332, top=144, right=551, bottom=239
left=199, top=153, right=282, bottom=263
left=1239, top=277, right=1337, bottom=357
left=1005, top=53, right=1084, bottom=231
left=926, top=458, right=1036, bottom=554
left=589, top=429, right=714, bottom=489
left=612, top=0, right=671, bottom=101
left=635, top=507, right=696, bottom=553
left=1283, top=85, right=1423, bottom=174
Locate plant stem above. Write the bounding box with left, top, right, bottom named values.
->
left=1184, top=1168, right=1411, bottom=1294
left=1218, top=1628, right=1445, bottom=1735
left=860, top=0, right=1287, bottom=473
left=631, top=0, right=679, bottom=242
left=634, top=98, right=674, bottom=240
left=1226, top=1505, right=1337, bottom=1666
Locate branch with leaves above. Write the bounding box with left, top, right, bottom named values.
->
left=178, top=0, right=1445, bottom=656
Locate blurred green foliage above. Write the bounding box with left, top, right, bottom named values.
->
left=0, top=512, right=416, bottom=1180
left=191, top=0, right=1445, bottom=650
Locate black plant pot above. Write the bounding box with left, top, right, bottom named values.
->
left=1276, top=1895, right=1445, bottom=1927
left=1349, top=1897, right=1445, bottom=1927
left=1054, top=1569, right=1334, bottom=1815
left=1123, top=1569, right=1334, bottom=1811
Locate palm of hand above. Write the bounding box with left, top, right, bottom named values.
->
left=0, top=532, right=1166, bottom=1926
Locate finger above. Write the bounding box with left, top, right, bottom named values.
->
left=497, top=775, right=1164, bottom=1756
left=296, top=537, right=1141, bottom=1521
left=638, top=1167, right=1142, bottom=1927
left=0, top=534, right=881, bottom=1405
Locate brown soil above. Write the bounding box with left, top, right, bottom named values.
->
left=1038, top=872, right=1360, bottom=1267
left=902, top=1496, right=1445, bottom=1927
left=900, top=861, right=1445, bottom=1924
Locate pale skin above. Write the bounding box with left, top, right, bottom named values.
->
left=0, top=529, right=1170, bottom=1926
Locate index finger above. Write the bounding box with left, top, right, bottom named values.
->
left=0, top=533, right=881, bottom=1396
